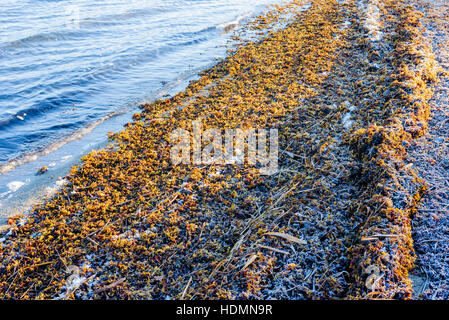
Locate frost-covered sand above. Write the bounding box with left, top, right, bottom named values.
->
left=409, top=0, right=449, bottom=299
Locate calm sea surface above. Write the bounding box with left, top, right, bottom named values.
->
left=0, top=0, right=280, bottom=219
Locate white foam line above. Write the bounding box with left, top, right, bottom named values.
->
left=7, top=181, right=25, bottom=192
left=0, top=178, right=68, bottom=220
left=217, top=13, right=252, bottom=32
left=0, top=110, right=126, bottom=176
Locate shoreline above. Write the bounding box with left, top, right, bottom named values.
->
left=0, top=0, right=446, bottom=300
left=0, top=68, right=208, bottom=225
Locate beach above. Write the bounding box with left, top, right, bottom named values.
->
left=0, top=0, right=448, bottom=300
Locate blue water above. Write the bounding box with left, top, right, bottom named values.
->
left=0, top=0, right=280, bottom=219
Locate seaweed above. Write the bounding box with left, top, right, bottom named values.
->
left=0, top=0, right=445, bottom=300
left=346, top=0, right=442, bottom=299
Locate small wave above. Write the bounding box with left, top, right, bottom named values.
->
left=7, top=181, right=25, bottom=192
left=0, top=181, right=26, bottom=201
left=0, top=94, right=82, bottom=130
left=2, top=30, right=85, bottom=51
left=61, top=155, right=72, bottom=163
left=79, top=7, right=171, bottom=29
left=217, top=13, right=252, bottom=33
left=0, top=109, right=127, bottom=175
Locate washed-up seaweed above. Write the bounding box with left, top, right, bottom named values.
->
left=0, top=0, right=445, bottom=300
left=347, top=0, right=442, bottom=299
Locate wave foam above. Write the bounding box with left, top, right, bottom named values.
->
left=217, top=13, right=252, bottom=33
left=6, top=181, right=25, bottom=193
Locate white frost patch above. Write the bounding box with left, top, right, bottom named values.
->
left=341, top=19, right=351, bottom=31
left=358, top=0, right=383, bottom=42
left=342, top=113, right=354, bottom=129
left=17, top=218, right=27, bottom=227
left=113, top=229, right=141, bottom=241
left=300, top=3, right=312, bottom=12
left=208, top=168, right=222, bottom=178
left=343, top=100, right=357, bottom=112
left=58, top=265, right=87, bottom=297
left=66, top=275, right=86, bottom=292
left=7, top=181, right=25, bottom=192
left=56, top=177, right=67, bottom=187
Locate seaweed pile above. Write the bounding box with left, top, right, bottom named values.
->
left=345, top=0, right=442, bottom=299
left=0, top=0, right=445, bottom=299
left=408, top=0, right=449, bottom=299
